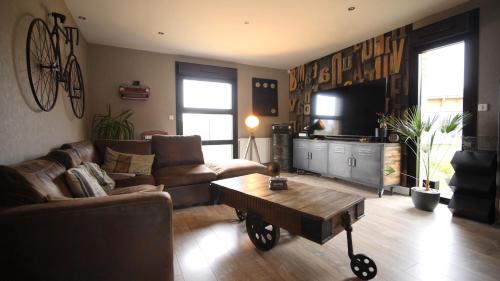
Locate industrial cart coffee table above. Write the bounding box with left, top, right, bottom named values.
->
left=210, top=173, right=377, bottom=280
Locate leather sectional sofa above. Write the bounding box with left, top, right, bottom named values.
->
left=0, top=135, right=267, bottom=281
left=62, top=135, right=268, bottom=208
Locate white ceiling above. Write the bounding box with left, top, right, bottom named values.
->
left=65, top=0, right=470, bottom=69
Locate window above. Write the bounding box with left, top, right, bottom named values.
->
left=176, top=62, right=237, bottom=162
left=418, top=42, right=465, bottom=199
left=409, top=9, right=478, bottom=197
left=183, top=79, right=232, bottom=109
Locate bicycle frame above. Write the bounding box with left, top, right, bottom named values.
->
left=48, top=12, right=79, bottom=84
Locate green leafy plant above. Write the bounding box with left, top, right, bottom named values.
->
left=92, top=105, right=135, bottom=140
left=376, top=112, right=391, bottom=129
left=386, top=106, right=470, bottom=191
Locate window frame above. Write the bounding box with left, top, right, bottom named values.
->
left=175, top=62, right=238, bottom=158
left=408, top=9, right=479, bottom=196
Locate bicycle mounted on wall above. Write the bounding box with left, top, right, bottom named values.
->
left=26, top=12, right=85, bottom=118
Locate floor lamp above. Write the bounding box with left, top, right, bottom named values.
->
left=243, top=115, right=261, bottom=163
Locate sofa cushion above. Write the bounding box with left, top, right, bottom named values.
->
left=152, top=135, right=204, bottom=169
left=206, top=159, right=268, bottom=179
left=65, top=166, right=108, bottom=198
left=109, top=173, right=156, bottom=188
left=155, top=164, right=216, bottom=187
left=48, top=149, right=82, bottom=168
left=61, top=141, right=97, bottom=163
left=107, top=184, right=164, bottom=195
left=102, top=148, right=155, bottom=175
left=0, top=158, right=72, bottom=207
left=94, top=139, right=152, bottom=165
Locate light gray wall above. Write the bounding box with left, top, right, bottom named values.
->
left=0, top=0, right=88, bottom=165
left=414, top=0, right=500, bottom=137
left=477, top=0, right=500, bottom=137
left=87, top=44, right=289, bottom=139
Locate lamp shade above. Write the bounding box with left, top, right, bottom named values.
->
left=245, top=115, right=260, bottom=129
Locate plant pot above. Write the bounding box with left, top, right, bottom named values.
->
left=374, top=127, right=388, bottom=138
left=374, top=127, right=388, bottom=142
left=411, top=187, right=440, bottom=212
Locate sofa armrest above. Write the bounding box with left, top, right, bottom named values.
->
left=0, top=192, right=173, bottom=281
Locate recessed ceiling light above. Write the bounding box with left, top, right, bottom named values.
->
left=244, top=21, right=250, bottom=25
left=348, top=6, right=356, bottom=11
left=158, top=32, right=165, bottom=35
left=78, top=16, right=86, bottom=20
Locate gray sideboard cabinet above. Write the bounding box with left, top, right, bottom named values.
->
left=293, top=138, right=401, bottom=197
left=292, top=139, right=328, bottom=174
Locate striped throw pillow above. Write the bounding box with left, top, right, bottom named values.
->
left=102, top=148, right=155, bottom=175
left=82, top=162, right=115, bottom=192
left=65, top=166, right=108, bottom=198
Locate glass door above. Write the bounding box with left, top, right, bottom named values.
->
left=176, top=64, right=237, bottom=163
left=417, top=42, right=465, bottom=199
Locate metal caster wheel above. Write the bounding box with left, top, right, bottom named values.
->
left=245, top=213, right=280, bottom=251
left=235, top=209, right=247, bottom=221
left=350, top=254, right=377, bottom=280
left=342, top=212, right=377, bottom=280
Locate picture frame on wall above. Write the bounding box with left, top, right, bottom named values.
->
left=252, top=78, right=278, bottom=116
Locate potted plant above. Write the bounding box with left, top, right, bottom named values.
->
left=386, top=106, right=470, bottom=211
left=92, top=105, right=135, bottom=140
left=375, top=112, right=390, bottom=141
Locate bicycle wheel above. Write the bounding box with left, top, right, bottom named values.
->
left=68, top=59, right=85, bottom=118
left=26, top=18, right=58, bottom=111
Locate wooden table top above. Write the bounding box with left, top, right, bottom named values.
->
left=211, top=173, right=364, bottom=222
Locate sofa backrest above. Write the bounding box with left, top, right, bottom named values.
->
left=0, top=157, right=71, bottom=207
left=152, top=135, right=204, bottom=169
left=62, top=140, right=152, bottom=165
left=61, top=141, right=98, bottom=163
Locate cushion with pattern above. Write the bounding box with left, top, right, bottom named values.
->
left=102, top=147, right=155, bottom=175
left=65, top=166, right=108, bottom=198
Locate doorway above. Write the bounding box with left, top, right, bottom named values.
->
left=409, top=10, right=479, bottom=200
left=417, top=42, right=465, bottom=199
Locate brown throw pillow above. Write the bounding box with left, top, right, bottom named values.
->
left=102, top=147, right=155, bottom=175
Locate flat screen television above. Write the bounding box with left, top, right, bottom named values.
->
left=311, top=79, right=387, bottom=137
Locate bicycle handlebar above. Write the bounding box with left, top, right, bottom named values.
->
left=50, top=12, right=66, bottom=24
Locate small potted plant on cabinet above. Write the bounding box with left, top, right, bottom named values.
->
left=386, top=106, right=470, bottom=211
left=375, top=112, right=390, bottom=142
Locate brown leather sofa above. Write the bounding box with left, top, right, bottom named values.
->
left=0, top=135, right=266, bottom=280
left=62, top=135, right=269, bottom=208
left=0, top=150, right=173, bottom=281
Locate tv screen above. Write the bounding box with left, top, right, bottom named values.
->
left=311, top=79, right=387, bottom=137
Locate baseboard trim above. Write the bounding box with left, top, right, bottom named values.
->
left=386, top=185, right=410, bottom=196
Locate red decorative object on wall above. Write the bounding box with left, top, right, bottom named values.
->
left=119, top=81, right=150, bottom=100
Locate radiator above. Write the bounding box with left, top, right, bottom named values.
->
left=238, top=137, right=271, bottom=163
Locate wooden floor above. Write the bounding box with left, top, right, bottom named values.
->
left=172, top=174, right=500, bottom=281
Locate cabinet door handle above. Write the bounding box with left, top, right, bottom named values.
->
left=310, top=152, right=313, bottom=160
left=347, top=157, right=352, bottom=166
left=352, top=157, right=356, bottom=167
